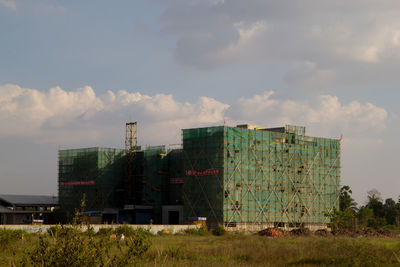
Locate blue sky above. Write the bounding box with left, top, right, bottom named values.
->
left=1, top=0, right=399, bottom=204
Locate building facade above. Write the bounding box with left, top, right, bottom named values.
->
left=182, top=125, right=340, bottom=230
left=58, top=124, right=340, bottom=230
left=58, top=147, right=125, bottom=220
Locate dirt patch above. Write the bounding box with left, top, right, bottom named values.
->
left=258, top=227, right=393, bottom=238
left=331, top=229, right=353, bottom=236
left=331, top=228, right=393, bottom=237
left=258, top=228, right=285, bottom=237
left=356, top=229, right=392, bottom=237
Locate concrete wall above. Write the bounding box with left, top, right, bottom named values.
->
left=0, top=224, right=200, bottom=234
left=225, top=222, right=329, bottom=232
left=1, top=223, right=327, bottom=233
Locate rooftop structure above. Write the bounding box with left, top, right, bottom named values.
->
left=0, top=194, right=58, bottom=224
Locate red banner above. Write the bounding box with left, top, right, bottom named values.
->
left=186, top=169, right=221, bottom=176
left=170, top=178, right=184, bottom=184
left=60, top=180, right=95, bottom=186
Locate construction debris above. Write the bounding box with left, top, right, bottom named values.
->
left=257, top=227, right=394, bottom=238
left=330, top=228, right=393, bottom=237
left=258, top=228, right=284, bottom=237
left=288, top=228, right=311, bottom=236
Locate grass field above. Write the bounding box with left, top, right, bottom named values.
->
left=2, top=227, right=400, bottom=266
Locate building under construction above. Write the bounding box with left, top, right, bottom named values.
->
left=58, top=124, right=340, bottom=230
left=58, top=147, right=125, bottom=221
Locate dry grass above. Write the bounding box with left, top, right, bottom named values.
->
left=141, top=234, right=400, bottom=266
left=2, top=229, right=400, bottom=266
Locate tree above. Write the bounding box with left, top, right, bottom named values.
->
left=383, top=198, right=400, bottom=226
left=328, top=209, right=355, bottom=230
left=358, top=206, right=374, bottom=228
left=366, top=189, right=384, bottom=218
left=327, top=185, right=358, bottom=230
left=340, top=185, right=357, bottom=212
left=367, top=189, right=382, bottom=201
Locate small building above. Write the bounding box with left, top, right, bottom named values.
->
left=0, top=194, right=58, bottom=224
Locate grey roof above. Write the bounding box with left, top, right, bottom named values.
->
left=0, top=194, right=58, bottom=206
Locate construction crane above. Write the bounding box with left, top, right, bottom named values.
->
left=125, top=122, right=137, bottom=206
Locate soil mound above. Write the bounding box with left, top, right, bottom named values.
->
left=288, top=228, right=311, bottom=236
left=331, top=229, right=352, bottom=236
left=331, top=228, right=393, bottom=237
left=258, top=228, right=284, bottom=237
left=356, top=228, right=392, bottom=237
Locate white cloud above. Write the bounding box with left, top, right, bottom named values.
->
left=0, top=84, right=229, bottom=145
left=156, top=0, right=400, bottom=87
left=0, top=84, right=388, bottom=147
left=227, top=91, right=388, bottom=141
left=159, top=1, right=400, bottom=64
left=0, top=0, right=16, bottom=10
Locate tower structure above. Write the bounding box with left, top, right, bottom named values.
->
left=125, top=122, right=138, bottom=205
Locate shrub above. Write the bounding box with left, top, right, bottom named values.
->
left=212, top=225, right=226, bottom=236
left=382, top=224, right=397, bottom=230
left=123, top=231, right=152, bottom=257
left=47, top=225, right=80, bottom=238
left=182, top=227, right=210, bottom=236
left=0, top=229, right=25, bottom=247
left=84, top=226, right=96, bottom=236
left=28, top=230, right=107, bottom=266
left=96, top=227, right=114, bottom=237
left=25, top=225, right=152, bottom=266
left=115, top=224, right=136, bottom=237
left=109, top=227, right=152, bottom=266
left=47, top=225, right=63, bottom=237
left=115, top=225, right=152, bottom=238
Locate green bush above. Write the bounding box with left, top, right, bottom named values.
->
left=121, top=231, right=152, bottom=257
left=47, top=225, right=63, bottom=237
left=212, top=225, right=226, bottom=236
left=96, top=227, right=114, bottom=237
left=115, top=225, right=152, bottom=238
left=27, top=231, right=107, bottom=266
left=47, top=225, right=80, bottom=238
left=182, top=227, right=210, bottom=236
left=24, top=225, right=152, bottom=266
left=84, top=226, right=96, bottom=236
left=0, top=229, right=25, bottom=247
left=382, top=224, right=397, bottom=230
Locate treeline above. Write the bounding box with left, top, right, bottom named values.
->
left=332, top=186, right=400, bottom=230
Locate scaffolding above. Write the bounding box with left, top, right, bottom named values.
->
left=125, top=122, right=138, bottom=205
left=58, top=123, right=340, bottom=228
left=58, top=147, right=125, bottom=215
left=139, top=146, right=169, bottom=222
left=182, top=125, right=340, bottom=229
